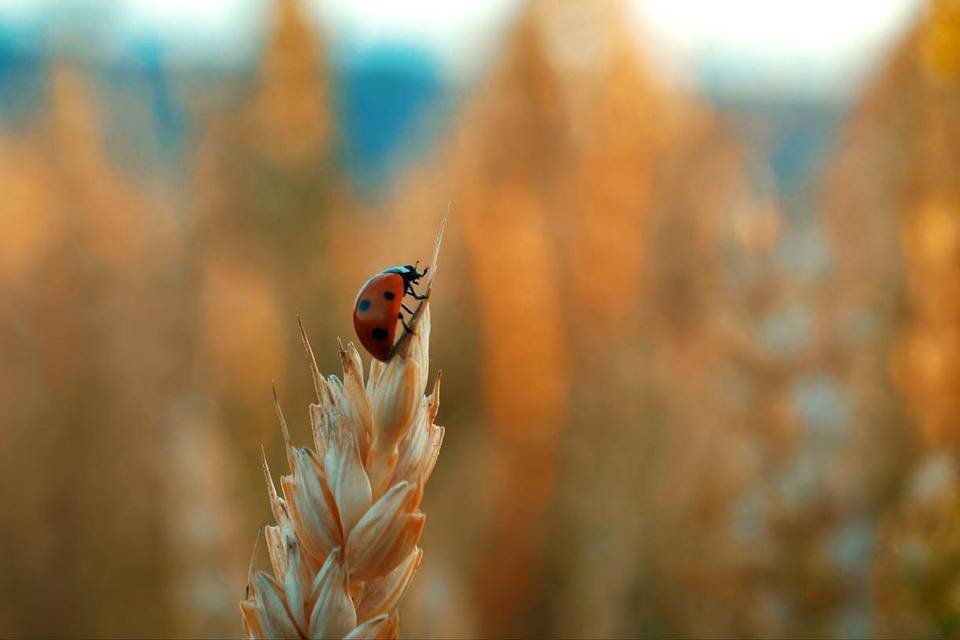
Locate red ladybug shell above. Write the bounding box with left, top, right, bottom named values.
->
left=353, top=272, right=406, bottom=361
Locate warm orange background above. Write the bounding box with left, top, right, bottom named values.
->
left=1, top=0, right=959, bottom=637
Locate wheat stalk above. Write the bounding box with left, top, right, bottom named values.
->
left=240, top=219, right=446, bottom=639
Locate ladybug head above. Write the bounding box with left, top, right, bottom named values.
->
left=402, top=263, right=428, bottom=283
left=385, top=264, right=428, bottom=284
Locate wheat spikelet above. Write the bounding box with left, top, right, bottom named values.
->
left=241, top=220, right=446, bottom=639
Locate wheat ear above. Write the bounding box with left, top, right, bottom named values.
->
left=241, top=219, right=446, bottom=639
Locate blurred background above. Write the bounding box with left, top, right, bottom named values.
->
left=1, top=0, right=959, bottom=637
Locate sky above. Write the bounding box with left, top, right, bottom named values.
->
left=0, top=0, right=925, bottom=96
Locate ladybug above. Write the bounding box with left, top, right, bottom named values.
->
left=353, top=264, right=428, bottom=361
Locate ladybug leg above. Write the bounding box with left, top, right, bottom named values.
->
left=401, top=302, right=416, bottom=315
left=398, top=313, right=416, bottom=335
left=405, top=283, right=428, bottom=300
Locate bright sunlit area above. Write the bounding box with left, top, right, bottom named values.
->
left=3, top=0, right=923, bottom=92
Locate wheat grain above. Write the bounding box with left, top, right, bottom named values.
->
left=240, top=219, right=446, bottom=639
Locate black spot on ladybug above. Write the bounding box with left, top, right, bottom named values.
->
left=383, top=291, right=396, bottom=300
left=358, top=299, right=371, bottom=312
left=371, top=328, right=389, bottom=341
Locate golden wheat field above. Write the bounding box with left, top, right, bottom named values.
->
left=1, top=0, right=959, bottom=637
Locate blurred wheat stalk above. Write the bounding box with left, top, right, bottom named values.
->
left=240, top=223, right=445, bottom=639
